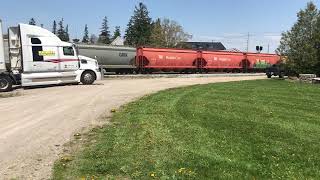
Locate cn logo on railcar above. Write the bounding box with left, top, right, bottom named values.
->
left=119, top=52, right=128, bottom=57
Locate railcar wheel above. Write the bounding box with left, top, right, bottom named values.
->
left=0, top=76, right=13, bottom=92
left=81, top=71, right=96, bottom=85
left=279, top=73, right=284, bottom=78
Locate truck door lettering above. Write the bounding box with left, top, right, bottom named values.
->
left=119, top=53, right=128, bottom=57
left=39, top=51, right=55, bottom=56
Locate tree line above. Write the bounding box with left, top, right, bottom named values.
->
left=124, top=3, right=191, bottom=47
left=28, top=2, right=191, bottom=48
left=277, top=1, right=320, bottom=76
left=29, top=17, right=118, bottom=44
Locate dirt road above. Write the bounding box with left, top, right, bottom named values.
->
left=0, top=76, right=265, bottom=179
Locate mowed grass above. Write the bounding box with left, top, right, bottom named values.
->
left=53, top=80, right=320, bottom=179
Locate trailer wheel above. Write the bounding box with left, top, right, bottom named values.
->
left=279, top=73, right=284, bottom=78
left=0, top=75, right=13, bottom=92
left=267, top=74, right=272, bottom=78
left=81, top=71, right=96, bottom=85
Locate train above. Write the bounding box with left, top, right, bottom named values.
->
left=77, top=45, right=136, bottom=74
left=77, top=44, right=281, bottom=74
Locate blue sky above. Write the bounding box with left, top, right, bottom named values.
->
left=1, top=0, right=319, bottom=52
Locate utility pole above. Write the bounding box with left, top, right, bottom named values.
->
left=212, top=40, right=214, bottom=50
left=246, top=32, right=250, bottom=52
left=267, top=44, right=270, bottom=53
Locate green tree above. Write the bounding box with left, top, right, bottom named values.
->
left=82, top=24, right=89, bottom=43
left=73, top=38, right=80, bottom=43
left=277, top=2, right=319, bottom=75
left=29, top=18, right=36, bottom=25
left=57, top=19, right=66, bottom=41
left=124, top=2, right=152, bottom=47
left=161, top=18, right=192, bottom=48
left=52, top=20, right=57, bottom=34
left=112, top=26, right=121, bottom=41
left=98, top=16, right=111, bottom=44
left=65, top=25, right=70, bottom=42
left=314, top=14, right=320, bottom=75
left=149, top=18, right=166, bottom=47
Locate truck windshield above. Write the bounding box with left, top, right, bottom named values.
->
left=63, top=46, right=75, bottom=56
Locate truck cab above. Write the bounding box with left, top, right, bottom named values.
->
left=266, top=64, right=285, bottom=78
left=0, top=20, right=101, bottom=92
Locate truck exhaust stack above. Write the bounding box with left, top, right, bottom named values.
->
left=0, top=20, right=5, bottom=71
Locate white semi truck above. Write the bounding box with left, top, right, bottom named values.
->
left=0, top=20, right=102, bottom=92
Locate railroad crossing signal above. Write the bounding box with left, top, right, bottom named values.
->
left=256, top=46, right=263, bottom=53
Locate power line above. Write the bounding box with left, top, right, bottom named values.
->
left=246, top=32, right=250, bottom=52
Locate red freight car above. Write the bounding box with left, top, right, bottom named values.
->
left=136, top=47, right=281, bottom=73
left=201, top=51, right=245, bottom=72
left=246, top=53, right=280, bottom=70
left=201, top=51, right=280, bottom=72
left=136, top=47, right=201, bottom=72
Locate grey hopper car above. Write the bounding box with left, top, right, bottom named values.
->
left=77, top=44, right=136, bottom=73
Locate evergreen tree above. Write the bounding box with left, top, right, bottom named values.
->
left=57, top=19, right=66, bottom=41
left=124, top=2, right=152, bottom=46
left=73, top=38, right=80, bottom=43
left=29, top=18, right=36, bottom=25
left=65, top=25, right=70, bottom=42
left=125, top=18, right=134, bottom=45
left=82, top=24, right=89, bottom=43
left=277, top=2, right=319, bottom=75
left=149, top=18, right=166, bottom=47
left=52, top=20, right=57, bottom=34
left=112, top=26, right=121, bottom=41
left=98, top=16, right=111, bottom=44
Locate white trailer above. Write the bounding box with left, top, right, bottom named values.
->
left=0, top=20, right=102, bottom=92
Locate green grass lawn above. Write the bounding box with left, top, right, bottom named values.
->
left=53, top=80, right=320, bottom=179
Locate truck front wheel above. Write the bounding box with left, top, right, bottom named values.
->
left=0, top=75, right=13, bottom=92
left=81, top=71, right=96, bottom=85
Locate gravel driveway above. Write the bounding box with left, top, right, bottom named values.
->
left=0, top=75, right=266, bottom=179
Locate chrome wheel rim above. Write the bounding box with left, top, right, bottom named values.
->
left=83, top=73, right=92, bottom=82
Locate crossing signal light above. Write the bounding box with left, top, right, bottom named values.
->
left=256, top=46, right=263, bottom=52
